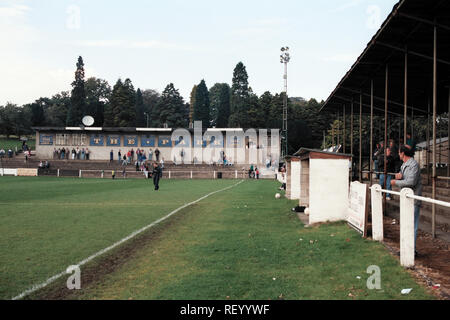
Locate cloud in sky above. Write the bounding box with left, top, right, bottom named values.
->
left=68, top=39, right=195, bottom=51
left=329, top=0, right=365, bottom=13
left=322, top=53, right=359, bottom=63
left=231, top=17, right=290, bottom=37
left=0, top=0, right=398, bottom=106
left=0, top=3, right=30, bottom=19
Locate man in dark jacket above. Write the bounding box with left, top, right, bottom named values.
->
left=152, top=162, right=162, bottom=190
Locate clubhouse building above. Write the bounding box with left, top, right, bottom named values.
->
left=33, top=126, right=281, bottom=166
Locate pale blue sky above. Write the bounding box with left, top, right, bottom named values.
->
left=0, top=0, right=398, bottom=106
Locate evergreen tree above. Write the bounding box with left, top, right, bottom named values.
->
left=229, top=62, right=250, bottom=128
left=151, top=83, right=186, bottom=128
left=189, top=85, right=197, bottom=126
left=259, top=91, right=273, bottom=124
left=104, top=78, right=136, bottom=127
left=209, top=83, right=230, bottom=128
left=67, top=56, right=87, bottom=126
left=193, top=80, right=210, bottom=127
left=246, top=90, right=264, bottom=128
left=142, top=89, right=161, bottom=126
left=135, top=88, right=146, bottom=127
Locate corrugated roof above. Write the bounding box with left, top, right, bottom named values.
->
left=321, top=0, right=450, bottom=116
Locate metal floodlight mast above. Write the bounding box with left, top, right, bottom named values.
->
left=280, top=46, right=291, bottom=158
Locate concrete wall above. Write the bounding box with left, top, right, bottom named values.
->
left=289, top=160, right=301, bottom=200
left=309, top=158, right=349, bottom=224
left=285, top=161, right=292, bottom=199
left=300, top=159, right=310, bottom=206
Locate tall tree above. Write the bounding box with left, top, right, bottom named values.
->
left=189, top=85, right=197, bottom=126
left=104, top=78, right=136, bottom=127
left=193, top=80, right=210, bottom=127
left=229, top=62, right=250, bottom=127
left=45, top=92, right=71, bottom=127
left=151, top=83, right=186, bottom=128
left=135, top=88, right=146, bottom=127
left=67, top=56, right=87, bottom=126
left=209, top=83, right=230, bottom=128
left=245, top=89, right=264, bottom=128
left=85, top=77, right=111, bottom=127
left=142, top=89, right=161, bottom=126
left=29, top=98, right=47, bottom=127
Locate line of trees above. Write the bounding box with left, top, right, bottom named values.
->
left=0, top=56, right=339, bottom=152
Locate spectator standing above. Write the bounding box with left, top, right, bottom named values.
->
left=389, top=139, right=401, bottom=172
left=391, top=145, right=423, bottom=255
left=378, top=147, right=395, bottom=200
left=149, top=149, right=153, bottom=161
left=110, top=150, right=114, bottom=163
left=118, top=150, right=122, bottom=165
left=373, top=143, right=381, bottom=179
left=155, top=148, right=160, bottom=162
left=406, top=133, right=417, bottom=156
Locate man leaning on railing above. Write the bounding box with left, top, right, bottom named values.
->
left=391, top=145, right=423, bottom=257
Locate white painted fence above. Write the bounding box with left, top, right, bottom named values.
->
left=370, top=184, right=450, bottom=268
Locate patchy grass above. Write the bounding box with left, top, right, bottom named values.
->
left=0, top=177, right=237, bottom=299
left=22, top=179, right=435, bottom=300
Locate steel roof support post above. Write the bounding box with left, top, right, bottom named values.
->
left=370, top=80, right=374, bottom=186
left=427, top=100, right=430, bottom=186
left=332, top=123, right=335, bottom=147
left=343, top=105, right=346, bottom=154
left=384, top=64, right=389, bottom=207
left=404, top=50, right=408, bottom=145
left=351, top=99, right=354, bottom=179
left=445, top=90, right=450, bottom=186
left=432, top=25, right=437, bottom=238
left=337, top=111, right=340, bottom=148
left=359, top=92, right=363, bottom=182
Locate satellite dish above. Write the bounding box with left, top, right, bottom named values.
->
left=82, top=116, right=95, bottom=127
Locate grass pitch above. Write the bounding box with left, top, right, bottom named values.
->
left=0, top=177, right=434, bottom=300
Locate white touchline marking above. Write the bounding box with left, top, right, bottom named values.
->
left=12, top=180, right=244, bottom=300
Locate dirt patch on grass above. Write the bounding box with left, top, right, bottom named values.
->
left=380, top=216, right=450, bottom=300
left=31, top=204, right=200, bottom=300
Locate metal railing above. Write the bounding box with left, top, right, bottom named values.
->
left=370, top=184, right=450, bottom=268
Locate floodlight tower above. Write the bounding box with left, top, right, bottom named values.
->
left=280, top=46, right=291, bottom=158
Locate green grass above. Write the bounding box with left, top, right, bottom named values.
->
left=0, top=137, right=35, bottom=152
left=0, top=177, right=237, bottom=299
left=0, top=177, right=434, bottom=300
